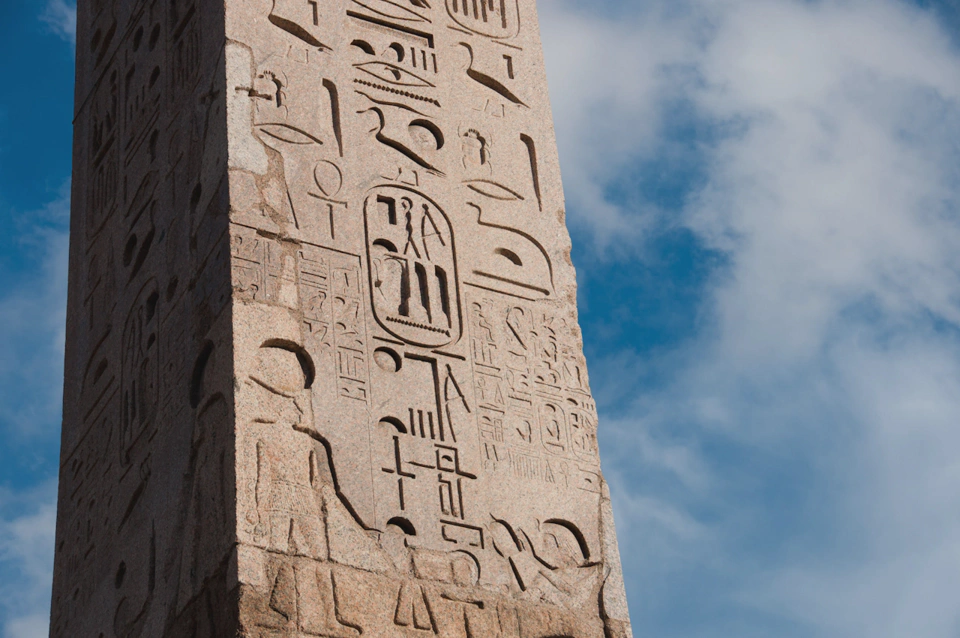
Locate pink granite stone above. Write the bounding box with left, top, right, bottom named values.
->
left=51, top=1, right=632, bottom=636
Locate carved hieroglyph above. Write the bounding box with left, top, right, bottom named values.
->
left=53, top=0, right=633, bottom=636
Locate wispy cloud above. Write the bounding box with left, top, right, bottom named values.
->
left=540, top=2, right=699, bottom=247
left=0, top=186, right=67, bottom=636
left=541, top=0, right=960, bottom=635
left=40, top=0, right=77, bottom=46
left=0, top=482, right=56, bottom=638
left=0, top=184, right=70, bottom=438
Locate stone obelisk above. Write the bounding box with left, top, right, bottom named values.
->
left=52, top=0, right=632, bottom=635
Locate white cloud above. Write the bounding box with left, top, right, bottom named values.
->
left=0, top=483, right=56, bottom=638
left=0, top=185, right=70, bottom=438
left=540, top=2, right=699, bottom=245
left=4, top=616, right=49, bottom=638
left=0, top=185, right=68, bottom=638
left=40, top=0, right=77, bottom=46
left=541, top=0, right=960, bottom=635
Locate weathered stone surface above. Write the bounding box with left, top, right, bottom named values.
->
left=53, top=0, right=633, bottom=636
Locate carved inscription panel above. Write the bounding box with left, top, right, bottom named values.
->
left=227, top=0, right=632, bottom=636
left=56, top=0, right=631, bottom=635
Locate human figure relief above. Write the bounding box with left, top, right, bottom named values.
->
left=490, top=519, right=599, bottom=610
left=245, top=342, right=330, bottom=559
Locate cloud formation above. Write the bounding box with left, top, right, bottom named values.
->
left=41, top=0, right=77, bottom=45
left=0, top=184, right=69, bottom=636
left=540, top=0, right=960, bottom=635
left=0, top=482, right=56, bottom=638
left=0, top=185, right=70, bottom=440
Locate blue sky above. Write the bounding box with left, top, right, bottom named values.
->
left=4, top=0, right=960, bottom=636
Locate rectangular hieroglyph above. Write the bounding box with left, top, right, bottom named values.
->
left=52, top=0, right=633, bottom=636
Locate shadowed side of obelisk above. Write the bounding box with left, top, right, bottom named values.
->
left=51, top=0, right=244, bottom=634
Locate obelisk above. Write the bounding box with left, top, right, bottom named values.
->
left=52, top=0, right=633, bottom=635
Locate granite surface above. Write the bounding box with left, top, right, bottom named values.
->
left=52, top=0, right=632, bottom=635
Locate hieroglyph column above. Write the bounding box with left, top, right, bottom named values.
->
left=52, top=0, right=633, bottom=636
